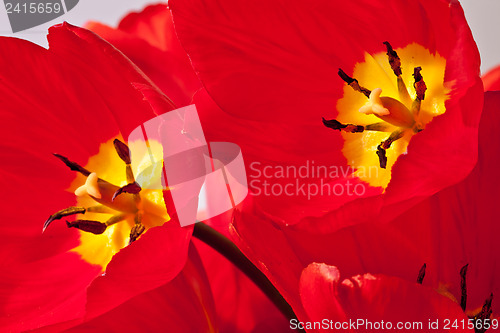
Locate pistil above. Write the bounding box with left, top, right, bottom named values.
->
left=359, top=88, right=415, bottom=128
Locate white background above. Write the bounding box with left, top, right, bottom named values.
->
left=0, top=0, right=499, bottom=73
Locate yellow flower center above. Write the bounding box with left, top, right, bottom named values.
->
left=66, top=137, right=169, bottom=270
left=335, top=43, right=449, bottom=188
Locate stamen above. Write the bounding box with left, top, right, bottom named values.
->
left=382, top=41, right=412, bottom=105
left=66, top=219, right=107, bottom=235
left=113, top=139, right=131, bottom=164
left=132, top=210, right=143, bottom=227
left=43, top=206, right=86, bottom=232
left=413, top=67, right=427, bottom=100
left=86, top=205, right=116, bottom=214
left=105, top=213, right=128, bottom=227
left=383, top=41, right=402, bottom=76
left=417, top=263, right=427, bottom=284
left=380, top=129, right=405, bottom=150
left=397, top=78, right=412, bottom=107
left=112, top=182, right=142, bottom=201
left=322, top=118, right=393, bottom=133
left=129, top=223, right=145, bottom=244
left=338, top=68, right=371, bottom=98
left=114, top=139, right=139, bottom=192
left=471, top=293, right=493, bottom=333
left=376, top=129, right=406, bottom=169
left=365, top=122, right=393, bottom=132
left=460, top=264, right=469, bottom=312
left=53, top=153, right=91, bottom=176
left=376, top=145, right=387, bottom=169
left=322, top=118, right=364, bottom=133
left=412, top=67, right=427, bottom=116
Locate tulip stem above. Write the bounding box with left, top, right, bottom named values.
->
left=193, top=222, right=303, bottom=330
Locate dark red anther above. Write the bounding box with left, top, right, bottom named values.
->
left=413, top=67, right=427, bottom=100
left=383, top=41, right=402, bottom=76
left=113, top=139, right=131, bottom=164
left=66, top=220, right=107, bottom=235
left=460, top=264, right=469, bottom=312
left=112, top=182, right=142, bottom=201
left=417, top=263, right=426, bottom=284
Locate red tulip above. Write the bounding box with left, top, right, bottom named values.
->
left=0, top=23, right=194, bottom=331
left=170, top=0, right=483, bottom=231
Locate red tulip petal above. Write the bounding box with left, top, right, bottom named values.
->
left=299, top=264, right=346, bottom=325
left=230, top=206, right=308, bottom=321
left=118, top=4, right=183, bottom=54
left=171, top=0, right=448, bottom=121
left=84, top=223, right=193, bottom=320
left=230, top=203, right=421, bottom=325
left=194, top=238, right=291, bottom=332
left=482, top=65, right=500, bottom=91
left=86, top=4, right=201, bottom=107
left=64, top=243, right=216, bottom=333
left=0, top=253, right=101, bottom=332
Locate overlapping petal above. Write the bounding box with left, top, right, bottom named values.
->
left=194, top=238, right=291, bottom=333
left=482, top=65, right=500, bottom=91
left=86, top=4, right=201, bottom=107
left=31, top=244, right=216, bottom=333
left=300, top=263, right=473, bottom=333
